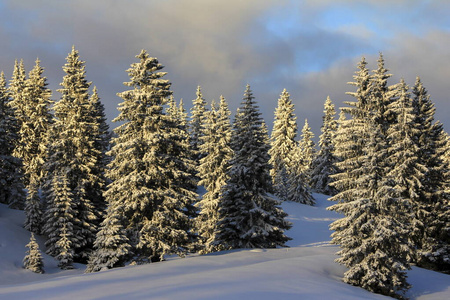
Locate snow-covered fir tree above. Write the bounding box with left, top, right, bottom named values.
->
left=216, top=84, right=291, bottom=249
left=86, top=86, right=110, bottom=221
left=298, top=119, right=315, bottom=184
left=329, top=57, right=413, bottom=299
left=22, top=59, right=53, bottom=234
left=411, top=77, right=450, bottom=272
left=104, top=50, right=195, bottom=264
left=195, top=96, right=233, bottom=254
left=310, top=96, right=338, bottom=195
left=23, top=233, right=44, bottom=274
left=286, top=142, right=315, bottom=205
left=8, top=59, right=27, bottom=151
left=269, top=89, right=298, bottom=201
left=56, top=222, right=74, bottom=270
left=0, top=72, right=26, bottom=209
left=190, top=85, right=207, bottom=163
left=43, top=46, right=100, bottom=262
left=85, top=199, right=131, bottom=273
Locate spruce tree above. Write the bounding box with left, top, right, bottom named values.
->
left=298, top=119, right=315, bottom=183
left=22, top=59, right=53, bottom=234
left=56, top=222, right=74, bottom=270
left=190, top=85, right=207, bottom=162
left=216, top=85, right=291, bottom=249
left=286, top=142, right=315, bottom=205
left=43, top=46, right=99, bottom=262
left=196, top=96, right=233, bottom=254
left=411, top=77, right=450, bottom=272
left=329, top=57, right=412, bottom=299
left=310, top=96, right=338, bottom=195
left=0, top=71, right=25, bottom=209
left=105, top=50, right=193, bottom=263
left=23, top=233, right=44, bottom=274
left=269, top=89, right=298, bottom=201
left=8, top=59, right=27, bottom=145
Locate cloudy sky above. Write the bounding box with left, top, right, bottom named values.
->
left=1, top=0, right=449, bottom=137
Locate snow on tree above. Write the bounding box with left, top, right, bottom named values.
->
left=0, top=71, right=26, bottom=209
left=56, top=222, right=75, bottom=270
left=21, top=59, right=53, bottom=234
left=310, top=96, right=338, bottom=196
left=328, top=57, right=413, bottom=299
left=410, top=77, right=450, bottom=272
left=215, top=85, right=291, bottom=249
left=286, top=142, right=315, bottom=205
left=23, top=233, right=44, bottom=274
left=85, top=199, right=131, bottom=273
left=8, top=59, right=27, bottom=146
left=195, top=96, right=233, bottom=254
left=269, top=89, right=298, bottom=201
left=105, top=50, right=194, bottom=264
left=298, top=118, right=315, bottom=184
left=190, top=85, right=207, bottom=163
left=43, top=46, right=99, bottom=262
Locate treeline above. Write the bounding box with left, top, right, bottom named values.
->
left=1, top=48, right=449, bottom=300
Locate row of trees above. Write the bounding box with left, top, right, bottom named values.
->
left=3, top=48, right=448, bottom=299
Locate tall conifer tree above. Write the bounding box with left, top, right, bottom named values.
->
left=269, top=89, right=298, bottom=201
left=196, top=97, right=233, bottom=254
left=190, top=86, right=207, bottom=163
left=216, top=85, right=291, bottom=249
left=0, top=72, right=25, bottom=209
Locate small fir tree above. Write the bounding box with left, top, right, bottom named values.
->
left=56, top=222, right=74, bottom=270
left=298, top=118, right=315, bottom=183
left=23, top=233, right=44, bottom=274
left=216, top=85, right=291, bottom=249
left=310, top=96, right=338, bottom=195
left=286, top=143, right=315, bottom=205
left=190, top=85, right=207, bottom=162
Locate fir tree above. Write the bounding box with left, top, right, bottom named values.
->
left=106, top=50, right=194, bottom=263
left=43, top=46, right=99, bottom=262
left=8, top=59, right=27, bottom=144
left=190, top=85, right=207, bottom=162
left=0, top=72, right=25, bottom=209
left=216, top=85, right=291, bottom=249
left=22, top=59, right=53, bottom=234
left=298, top=118, right=315, bottom=183
left=195, top=96, right=233, bottom=254
left=286, top=142, right=315, bottom=205
left=310, top=96, right=338, bottom=195
left=269, top=89, right=298, bottom=201
left=23, top=233, right=44, bottom=274
left=411, top=77, right=450, bottom=272
left=329, top=57, right=412, bottom=299
left=56, top=222, right=74, bottom=270
left=85, top=200, right=131, bottom=273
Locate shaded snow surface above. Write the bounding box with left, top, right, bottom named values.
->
left=0, top=193, right=448, bottom=299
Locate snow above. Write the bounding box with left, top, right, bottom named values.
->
left=1, top=193, right=449, bottom=299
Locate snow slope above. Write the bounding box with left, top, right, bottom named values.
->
left=0, top=194, right=448, bottom=299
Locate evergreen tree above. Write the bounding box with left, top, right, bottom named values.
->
left=105, top=50, right=194, bottom=263
left=43, top=46, right=99, bottom=262
left=8, top=59, right=27, bottom=144
left=85, top=200, right=131, bottom=273
left=56, top=222, right=74, bottom=270
left=286, top=142, right=315, bottom=205
left=195, top=96, right=233, bottom=254
left=0, top=72, right=25, bottom=209
left=298, top=119, right=315, bottom=183
left=269, top=89, right=298, bottom=201
left=216, top=85, right=291, bottom=249
left=22, top=59, right=53, bottom=234
left=310, top=96, right=338, bottom=195
left=328, top=57, right=412, bottom=299
left=23, top=233, right=44, bottom=274
left=411, top=77, right=450, bottom=272
left=190, top=85, right=207, bottom=162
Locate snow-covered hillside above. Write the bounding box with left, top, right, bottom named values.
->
left=0, top=194, right=448, bottom=299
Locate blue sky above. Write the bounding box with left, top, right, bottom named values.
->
left=0, top=0, right=449, bottom=136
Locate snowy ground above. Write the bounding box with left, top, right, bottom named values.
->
left=0, top=194, right=448, bottom=299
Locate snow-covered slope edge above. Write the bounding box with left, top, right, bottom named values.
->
left=0, top=194, right=448, bottom=300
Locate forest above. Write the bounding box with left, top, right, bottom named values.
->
left=1, top=47, right=449, bottom=300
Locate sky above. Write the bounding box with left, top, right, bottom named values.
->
left=0, top=0, right=449, bottom=137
